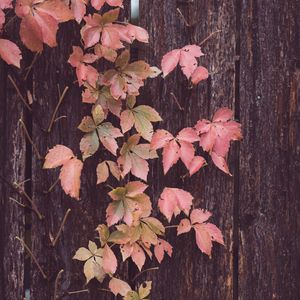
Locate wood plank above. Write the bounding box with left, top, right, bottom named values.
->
left=0, top=63, right=26, bottom=299
left=238, top=0, right=300, bottom=298
left=138, top=0, right=237, bottom=299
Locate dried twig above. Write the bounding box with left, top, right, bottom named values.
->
left=44, top=177, right=60, bottom=194
left=67, top=289, right=89, bottom=295
left=176, top=8, right=190, bottom=27
left=15, top=236, right=47, bottom=280
left=165, top=225, right=178, bottom=229
left=199, top=30, right=221, bottom=46
left=8, top=75, right=32, bottom=111
left=52, top=209, right=71, bottom=247
left=19, top=119, right=43, bottom=160
left=132, top=267, right=159, bottom=282
left=9, top=197, right=26, bottom=208
left=47, top=86, right=69, bottom=132
left=170, top=92, right=184, bottom=111
left=24, top=53, right=39, bottom=80
left=53, top=269, right=64, bottom=300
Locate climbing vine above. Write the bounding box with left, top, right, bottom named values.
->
left=1, top=0, right=242, bottom=298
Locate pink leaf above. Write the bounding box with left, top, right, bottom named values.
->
left=162, top=140, right=180, bottom=174
left=161, top=49, right=181, bottom=77
left=177, top=218, right=192, bottom=235
left=211, top=152, right=231, bottom=175
left=179, top=140, right=195, bottom=169
left=131, top=243, right=145, bottom=271
left=71, top=0, right=87, bottom=23
left=194, top=224, right=213, bottom=256
left=189, top=156, right=206, bottom=176
left=59, top=158, right=83, bottom=200
left=154, top=239, right=173, bottom=263
left=158, top=188, right=193, bottom=222
left=205, top=223, right=225, bottom=245
left=191, top=66, right=209, bottom=85
left=109, top=277, right=131, bottom=297
left=102, top=244, right=117, bottom=274
left=0, top=39, right=22, bottom=68
left=150, top=129, right=174, bottom=150
left=43, top=145, right=74, bottom=168
left=190, top=209, right=212, bottom=225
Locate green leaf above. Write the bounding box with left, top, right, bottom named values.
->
left=138, top=281, right=152, bottom=299
left=78, top=116, right=96, bottom=133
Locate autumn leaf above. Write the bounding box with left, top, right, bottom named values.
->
left=91, top=0, right=124, bottom=10
left=102, top=244, right=118, bottom=274
left=96, top=160, right=120, bottom=184
left=118, top=134, right=157, bottom=181
left=0, top=39, right=22, bottom=68
left=177, top=209, right=224, bottom=257
left=151, top=128, right=204, bottom=175
left=120, top=96, right=162, bottom=141
left=68, top=46, right=99, bottom=86
left=191, top=66, right=209, bottom=85
left=161, top=45, right=204, bottom=79
left=73, top=241, right=106, bottom=283
left=15, top=0, right=73, bottom=52
left=158, top=188, right=193, bottom=222
left=109, top=277, right=131, bottom=297
left=106, top=181, right=152, bottom=226
left=70, top=0, right=87, bottom=23
left=78, top=105, right=123, bottom=159
left=195, top=107, right=242, bottom=174
left=102, top=50, right=154, bottom=100
left=154, top=239, right=173, bottom=263
left=43, top=145, right=83, bottom=200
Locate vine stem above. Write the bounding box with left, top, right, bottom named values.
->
left=15, top=236, right=48, bottom=280
left=165, top=225, right=178, bottom=229
left=170, top=92, right=184, bottom=111
left=199, top=30, right=221, bottom=46
left=24, top=53, right=39, bottom=80
left=132, top=267, right=159, bottom=282
left=44, top=177, right=60, bottom=194
left=8, top=75, right=32, bottom=111
left=19, top=119, right=43, bottom=160
left=47, top=86, right=69, bottom=132
left=12, top=180, right=44, bottom=220
left=53, top=269, right=64, bottom=300
left=67, top=289, right=89, bottom=295
left=52, top=209, right=71, bottom=247
left=176, top=8, right=190, bottom=27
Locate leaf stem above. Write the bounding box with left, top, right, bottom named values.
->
left=199, top=30, right=221, bottom=46
left=176, top=8, right=190, bottom=27
left=44, top=177, right=60, bottom=194
left=52, top=209, right=71, bottom=247
left=8, top=75, right=32, bottom=111
left=165, top=225, right=178, bottom=229
left=19, top=119, right=43, bottom=160
left=53, top=269, right=64, bottom=300
left=47, top=86, right=69, bottom=133
left=24, top=53, right=39, bottom=80
left=132, top=267, right=159, bottom=282
left=15, top=236, right=47, bottom=280
left=170, top=92, right=184, bottom=111
left=67, top=289, right=89, bottom=295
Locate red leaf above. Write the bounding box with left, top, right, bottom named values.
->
left=43, top=145, right=74, bottom=168
left=158, top=188, right=193, bottom=222
left=15, top=0, right=73, bottom=52
left=154, top=239, right=173, bottom=263
left=102, top=244, right=117, bottom=274
left=162, top=140, right=180, bottom=174
left=191, top=66, right=209, bottom=85
left=189, top=156, right=206, bottom=176
left=177, top=218, right=192, bottom=235
left=91, top=0, right=123, bottom=10
left=71, top=0, right=87, bottom=23
left=109, top=277, right=131, bottom=297
left=0, top=39, right=22, bottom=68
left=59, top=158, right=83, bottom=200
left=161, top=45, right=204, bottom=78
left=190, top=209, right=212, bottom=225
left=194, top=223, right=213, bottom=256
left=131, top=243, right=145, bottom=271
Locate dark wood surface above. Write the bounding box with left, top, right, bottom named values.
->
left=0, top=0, right=299, bottom=299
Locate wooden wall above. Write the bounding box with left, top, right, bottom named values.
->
left=0, top=0, right=299, bottom=299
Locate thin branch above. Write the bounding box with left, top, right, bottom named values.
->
left=9, top=197, right=26, bottom=208
left=54, top=115, right=67, bottom=123
left=19, top=119, right=43, bottom=160
left=170, top=92, right=184, bottom=111
left=132, top=267, right=159, bottom=282
left=97, top=288, right=113, bottom=293
left=8, top=75, right=32, bottom=111
left=47, top=86, right=69, bottom=133
left=44, top=177, right=60, bottom=194
left=199, top=30, right=221, bottom=46
left=15, top=236, right=47, bottom=280
left=67, top=289, right=89, bottom=295
left=52, top=209, right=71, bottom=247
left=53, top=269, right=64, bottom=300
left=176, top=8, right=190, bottom=27
left=3, top=15, right=17, bottom=30
left=165, top=225, right=178, bottom=229
left=12, top=181, right=44, bottom=220
left=24, top=53, right=39, bottom=80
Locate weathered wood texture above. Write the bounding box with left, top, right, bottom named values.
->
left=0, top=0, right=299, bottom=299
